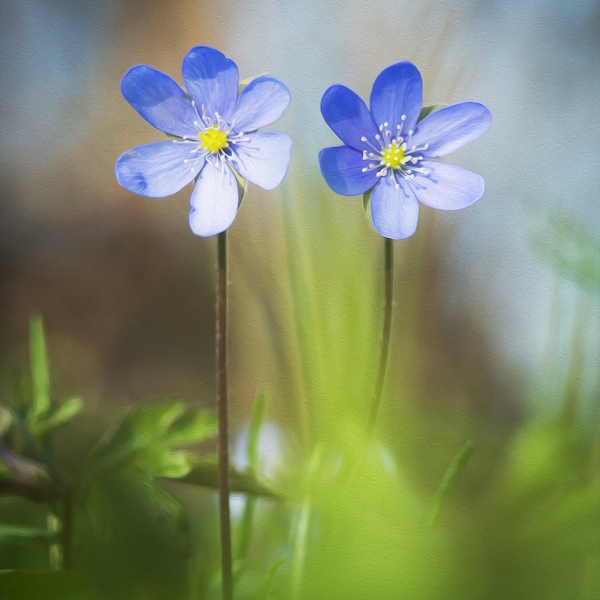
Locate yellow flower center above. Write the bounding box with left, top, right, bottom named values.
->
left=198, top=126, right=229, bottom=153
left=381, top=139, right=406, bottom=170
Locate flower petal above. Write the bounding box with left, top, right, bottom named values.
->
left=370, top=176, right=420, bottom=239
left=319, top=146, right=378, bottom=196
left=229, top=132, right=292, bottom=190
left=370, top=61, right=423, bottom=134
left=182, top=46, right=239, bottom=122
left=411, top=102, right=492, bottom=158
left=413, top=161, right=485, bottom=210
left=232, top=75, right=291, bottom=132
left=121, top=66, right=198, bottom=137
left=188, top=160, right=239, bottom=236
left=115, top=141, right=203, bottom=197
left=320, top=85, right=379, bottom=151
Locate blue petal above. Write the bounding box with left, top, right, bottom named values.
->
left=319, top=146, right=378, bottom=196
left=370, top=176, right=419, bottom=239
left=182, top=46, right=239, bottom=122
left=232, top=75, right=291, bottom=132
left=188, top=160, right=239, bottom=236
left=411, top=102, right=492, bottom=158
left=115, top=141, right=204, bottom=197
left=370, top=62, right=422, bottom=134
left=121, top=66, right=198, bottom=137
left=320, top=85, right=379, bottom=151
left=229, top=132, right=292, bottom=190
left=413, top=161, right=485, bottom=210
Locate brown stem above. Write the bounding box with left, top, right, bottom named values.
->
left=367, top=237, right=394, bottom=435
left=216, top=230, right=233, bottom=600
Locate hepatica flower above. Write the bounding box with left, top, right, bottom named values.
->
left=116, top=46, right=292, bottom=236
left=319, top=62, right=491, bottom=239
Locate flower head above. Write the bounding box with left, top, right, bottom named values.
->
left=116, top=46, right=293, bottom=237
left=319, top=62, right=491, bottom=239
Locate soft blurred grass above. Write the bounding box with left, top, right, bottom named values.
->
left=1, top=0, right=598, bottom=596
left=2, top=180, right=598, bottom=598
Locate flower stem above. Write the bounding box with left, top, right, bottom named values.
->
left=61, top=490, right=73, bottom=569
left=216, top=230, right=233, bottom=600
left=367, top=237, right=394, bottom=436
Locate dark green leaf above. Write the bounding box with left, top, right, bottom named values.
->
left=0, top=570, right=95, bottom=600
left=418, top=104, right=445, bottom=121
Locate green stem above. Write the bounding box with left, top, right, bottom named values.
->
left=62, top=490, right=73, bottom=570
left=216, top=231, right=233, bottom=600
left=367, top=237, right=394, bottom=435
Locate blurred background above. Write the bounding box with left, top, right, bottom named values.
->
left=0, top=0, right=599, bottom=598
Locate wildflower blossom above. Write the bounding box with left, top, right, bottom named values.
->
left=319, top=61, right=491, bottom=239
left=116, top=46, right=292, bottom=236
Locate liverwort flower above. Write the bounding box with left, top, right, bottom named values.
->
left=319, top=61, right=491, bottom=239
left=116, top=46, right=292, bottom=237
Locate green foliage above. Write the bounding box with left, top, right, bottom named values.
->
left=0, top=570, right=96, bottom=600
left=428, top=439, right=474, bottom=525
left=255, top=556, right=286, bottom=600
left=27, top=315, right=51, bottom=427
left=1, top=186, right=598, bottom=600
left=84, top=398, right=216, bottom=480
left=78, top=399, right=217, bottom=600
left=0, top=525, right=54, bottom=544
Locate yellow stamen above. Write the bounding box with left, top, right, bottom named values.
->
left=381, top=139, right=406, bottom=170
left=199, top=126, right=229, bottom=153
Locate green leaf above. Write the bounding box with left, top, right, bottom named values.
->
left=255, top=556, right=286, bottom=600
left=230, top=165, right=248, bottom=207
left=0, top=407, right=12, bottom=437
left=362, top=186, right=373, bottom=213
left=177, top=456, right=280, bottom=498
left=236, top=392, right=268, bottom=572
left=418, top=103, right=445, bottom=121
left=161, top=406, right=217, bottom=447
left=28, top=315, right=50, bottom=426
left=0, top=524, right=54, bottom=543
left=84, top=399, right=218, bottom=485
left=0, top=570, right=95, bottom=600
left=428, top=440, right=474, bottom=525
left=86, top=399, right=200, bottom=473
left=80, top=400, right=208, bottom=600
left=34, top=396, right=84, bottom=437
left=247, top=391, right=266, bottom=471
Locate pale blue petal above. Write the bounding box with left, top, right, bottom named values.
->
left=229, top=132, right=292, bottom=190
left=320, top=85, right=379, bottom=151
left=182, top=46, right=239, bottom=122
left=411, top=102, right=492, bottom=158
left=121, top=66, right=198, bottom=137
left=370, top=176, right=420, bottom=239
left=115, top=141, right=204, bottom=197
left=319, top=146, right=378, bottom=196
left=370, top=62, right=422, bottom=134
left=413, top=161, right=485, bottom=210
left=189, top=160, right=239, bottom=236
left=232, top=75, right=291, bottom=132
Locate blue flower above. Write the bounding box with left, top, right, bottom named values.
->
left=319, top=62, right=491, bottom=239
left=116, top=46, right=293, bottom=237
